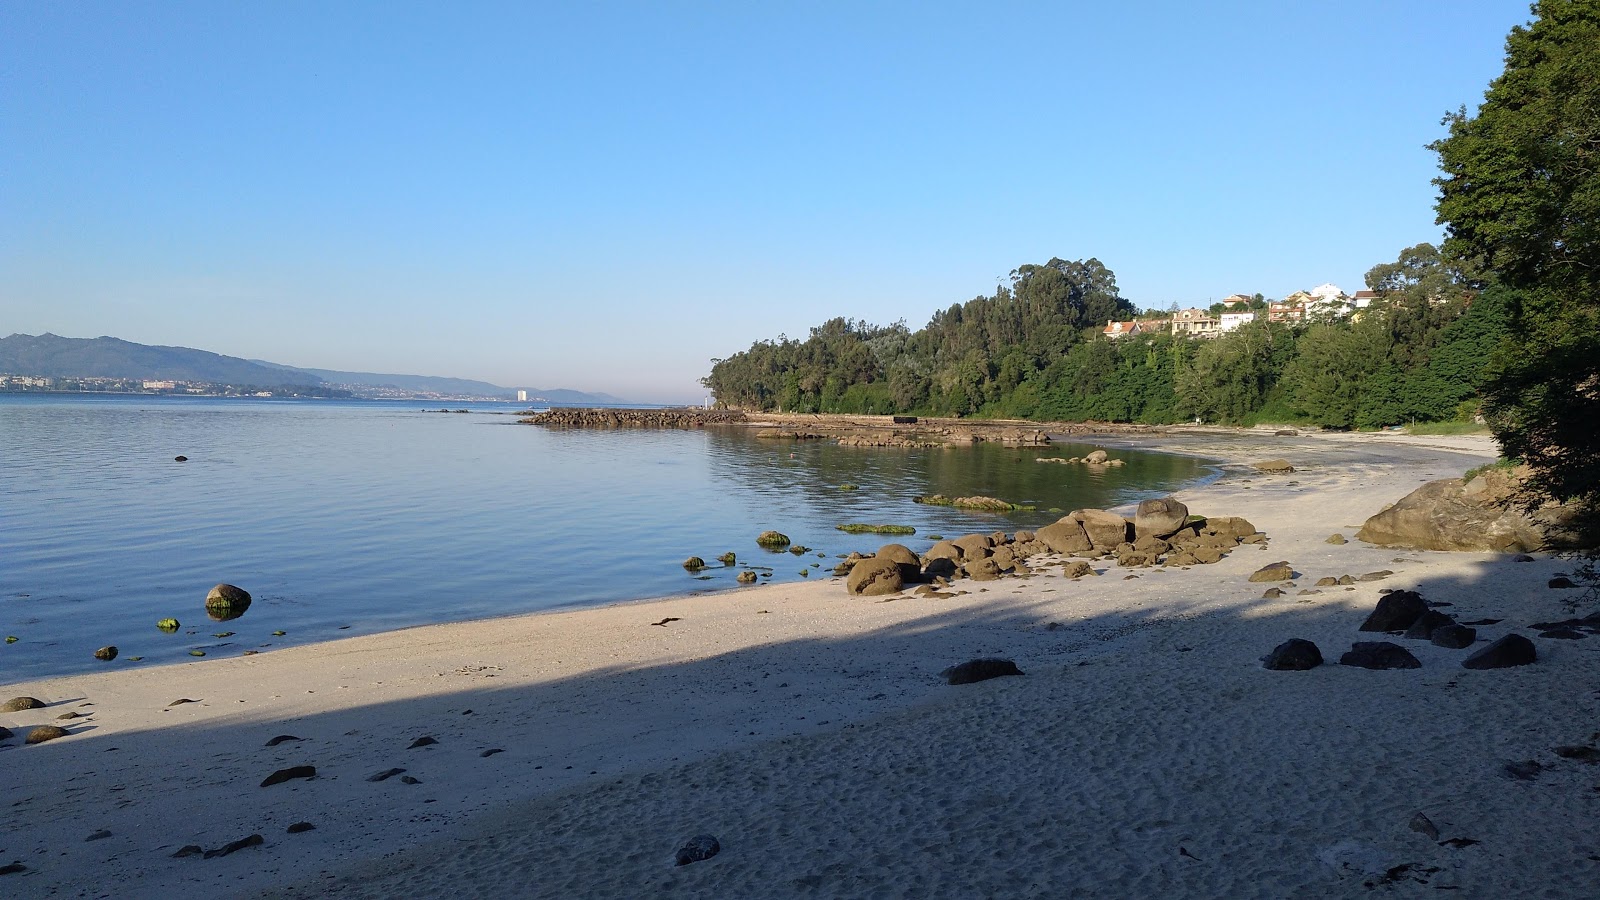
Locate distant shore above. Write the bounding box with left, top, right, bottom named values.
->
left=7, top=428, right=1597, bottom=899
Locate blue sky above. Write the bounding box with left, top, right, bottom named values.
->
left=2, top=1, right=1530, bottom=402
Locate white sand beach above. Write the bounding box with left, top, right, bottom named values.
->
left=4, top=429, right=1597, bottom=899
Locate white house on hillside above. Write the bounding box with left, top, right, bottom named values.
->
left=1219, top=311, right=1257, bottom=332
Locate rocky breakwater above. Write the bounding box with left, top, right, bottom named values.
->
left=1356, top=463, right=1594, bottom=552
left=521, top=408, right=749, bottom=429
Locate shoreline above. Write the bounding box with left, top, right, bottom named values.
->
left=6, top=430, right=1597, bottom=898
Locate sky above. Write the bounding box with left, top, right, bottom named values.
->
left=1, top=1, right=1533, bottom=403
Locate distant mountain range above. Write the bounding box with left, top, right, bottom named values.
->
left=0, top=333, right=624, bottom=403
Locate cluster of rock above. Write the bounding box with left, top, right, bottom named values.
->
left=835, top=497, right=1263, bottom=596
left=1035, top=449, right=1125, bottom=466
left=1263, top=588, right=1546, bottom=672
left=1035, top=498, right=1266, bottom=568
left=1356, top=463, right=1594, bottom=552
left=913, top=495, right=1033, bottom=511
left=521, top=408, right=749, bottom=428
left=833, top=426, right=1050, bottom=449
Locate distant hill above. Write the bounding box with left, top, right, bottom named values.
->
left=251, top=361, right=624, bottom=403
left=0, top=333, right=317, bottom=386
left=0, top=332, right=626, bottom=402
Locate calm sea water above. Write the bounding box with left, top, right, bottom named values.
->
left=0, top=395, right=1214, bottom=681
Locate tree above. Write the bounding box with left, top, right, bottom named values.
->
left=1431, top=0, right=1600, bottom=506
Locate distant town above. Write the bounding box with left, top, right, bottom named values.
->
left=1103, top=283, right=1395, bottom=340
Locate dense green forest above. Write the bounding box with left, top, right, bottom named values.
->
left=702, top=246, right=1504, bottom=429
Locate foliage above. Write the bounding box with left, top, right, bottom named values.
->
left=1431, top=0, right=1600, bottom=506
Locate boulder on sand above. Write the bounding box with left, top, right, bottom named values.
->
left=875, top=543, right=923, bottom=582
left=1134, top=497, right=1189, bottom=540
left=1071, top=509, right=1132, bottom=551
left=943, top=658, right=1023, bottom=685
left=1359, top=590, right=1428, bottom=632
left=1462, top=633, right=1537, bottom=669
left=1355, top=466, right=1590, bottom=552
left=1340, top=641, right=1421, bottom=670
left=1036, top=518, right=1093, bottom=555
left=846, top=556, right=904, bottom=596
left=1248, top=561, right=1296, bottom=582
left=1262, top=638, right=1323, bottom=671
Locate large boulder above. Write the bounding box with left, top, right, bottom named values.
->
left=875, top=543, right=923, bottom=582
left=1462, top=633, right=1537, bottom=669
left=923, top=541, right=964, bottom=562
left=1036, top=518, right=1093, bottom=555
left=1071, top=509, right=1132, bottom=551
left=1262, top=638, right=1323, bottom=671
left=1355, top=467, right=1590, bottom=552
left=205, top=584, right=252, bottom=622
left=1360, top=590, right=1429, bottom=632
left=951, top=534, right=994, bottom=559
left=1248, top=561, right=1296, bottom=582
left=1340, top=641, right=1421, bottom=670
left=846, top=557, right=904, bottom=596
left=1134, top=498, right=1189, bottom=540
left=1202, top=516, right=1258, bottom=541
left=1083, top=449, right=1110, bottom=464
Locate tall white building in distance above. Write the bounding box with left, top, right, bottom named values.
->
left=516, top=390, right=528, bottom=402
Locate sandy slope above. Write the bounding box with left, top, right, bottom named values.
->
left=4, top=429, right=1597, bottom=899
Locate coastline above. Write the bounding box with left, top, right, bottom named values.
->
left=5, top=429, right=1597, bottom=898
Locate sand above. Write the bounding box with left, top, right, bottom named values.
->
left=3, top=429, right=1597, bottom=899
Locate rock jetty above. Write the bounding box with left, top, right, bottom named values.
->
left=521, top=409, right=749, bottom=428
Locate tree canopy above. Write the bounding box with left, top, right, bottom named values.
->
left=1432, top=0, right=1600, bottom=505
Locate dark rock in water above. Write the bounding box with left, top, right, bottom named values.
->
left=717, top=552, right=736, bottom=565
left=0, top=862, right=27, bottom=875
left=1340, top=642, right=1421, bottom=670
left=260, top=765, right=316, bottom=787
left=203, top=834, right=264, bottom=859
left=1463, top=634, right=1536, bottom=669
left=408, top=736, right=438, bottom=749
left=367, top=768, right=406, bottom=782
left=682, top=556, right=706, bottom=571
left=1261, top=638, right=1323, bottom=671
left=943, top=658, right=1024, bottom=685
left=1, top=697, right=46, bottom=712
left=25, top=725, right=71, bottom=744
left=94, top=645, right=118, bottom=661
left=265, top=734, right=303, bottom=747
left=736, top=570, right=758, bottom=584
left=1539, top=627, right=1585, bottom=640
left=1403, top=610, right=1455, bottom=640
left=1549, top=576, right=1577, bottom=589
left=1360, top=590, right=1428, bottom=632
left=174, top=455, right=188, bottom=462
left=171, top=845, right=204, bottom=858
left=675, top=834, right=721, bottom=866
left=205, top=583, right=252, bottom=622
left=1431, top=625, right=1477, bottom=649
left=400, top=775, right=421, bottom=785
left=286, top=822, right=315, bottom=834
left=1248, top=561, right=1296, bottom=582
